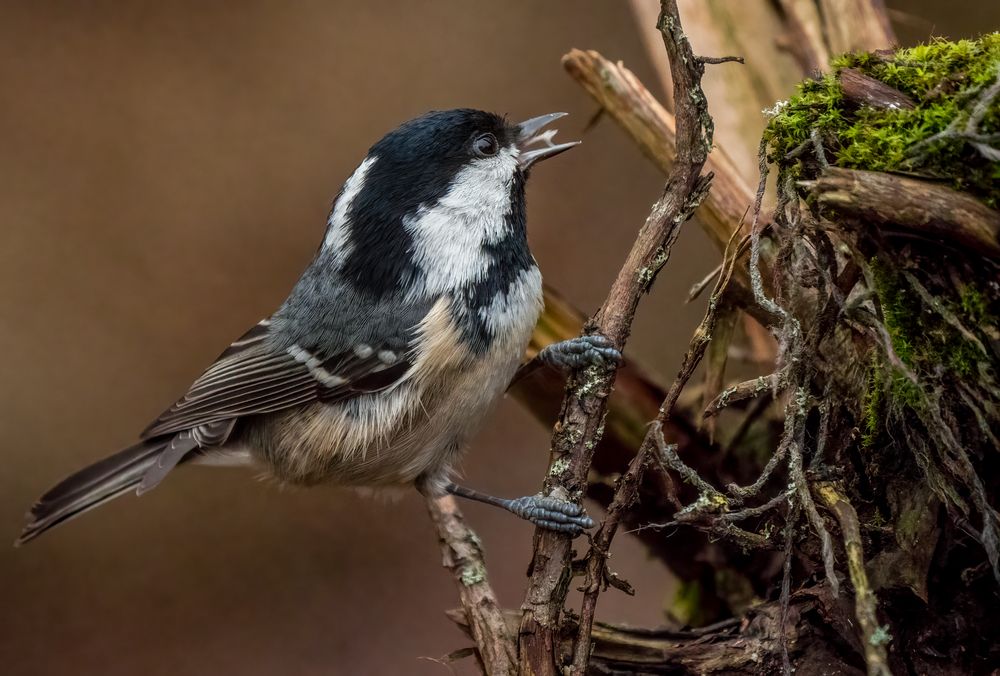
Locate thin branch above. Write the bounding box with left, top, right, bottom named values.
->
left=653, top=423, right=725, bottom=502
left=780, top=503, right=800, bottom=676
left=426, top=496, right=516, bottom=675
left=567, top=8, right=743, bottom=668
left=518, top=3, right=719, bottom=674
left=703, top=371, right=783, bottom=418
left=816, top=484, right=892, bottom=676
left=698, top=54, right=745, bottom=65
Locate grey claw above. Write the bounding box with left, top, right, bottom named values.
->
left=539, top=335, right=623, bottom=371
left=507, top=494, right=594, bottom=535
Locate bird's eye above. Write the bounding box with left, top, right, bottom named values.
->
left=473, top=133, right=499, bottom=157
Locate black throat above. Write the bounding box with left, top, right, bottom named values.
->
left=453, top=172, right=535, bottom=354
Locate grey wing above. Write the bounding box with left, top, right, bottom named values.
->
left=141, top=318, right=416, bottom=441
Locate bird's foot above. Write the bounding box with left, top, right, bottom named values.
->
left=538, top=335, right=622, bottom=372
left=506, top=494, right=594, bottom=535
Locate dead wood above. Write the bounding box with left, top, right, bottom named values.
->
left=805, top=167, right=1000, bottom=258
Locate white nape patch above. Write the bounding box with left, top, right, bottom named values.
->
left=404, top=149, right=519, bottom=296
left=478, top=266, right=544, bottom=340
left=323, top=156, right=377, bottom=253
left=288, top=343, right=346, bottom=387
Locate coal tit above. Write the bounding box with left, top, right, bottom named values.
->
left=18, top=109, right=621, bottom=545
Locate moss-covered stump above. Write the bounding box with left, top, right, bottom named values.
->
left=745, top=34, right=1000, bottom=675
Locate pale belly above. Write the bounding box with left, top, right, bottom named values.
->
left=239, top=269, right=543, bottom=490
left=246, top=350, right=522, bottom=489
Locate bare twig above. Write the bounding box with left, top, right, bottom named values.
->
left=703, top=371, right=783, bottom=418
left=788, top=393, right=839, bottom=597
left=698, top=54, right=745, bottom=65
left=653, top=423, right=725, bottom=502
left=687, top=262, right=723, bottom=302
left=426, top=496, right=516, bottom=675
left=780, top=503, right=800, bottom=676
left=816, top=484, right=892, bottom=676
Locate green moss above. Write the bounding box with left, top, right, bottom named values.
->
left=869, top=257, right=919, bottom=366
left=867, top=256, right=993, bottom=401
left=764, top=33, right=1000, bottom=207
left=960, top=285, right=990, bottom=322
left=671, top=579, right=703, bottom=626
left=861, top=357, right=884, bottom=448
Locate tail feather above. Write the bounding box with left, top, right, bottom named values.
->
left=16, top=439, right=170, bottom=546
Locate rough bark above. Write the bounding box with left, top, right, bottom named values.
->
left=518, top=2, right=718, bottom=674
left=427, top=496, right=516, bottom=675
left=805, top=167, right=1000, bottom=258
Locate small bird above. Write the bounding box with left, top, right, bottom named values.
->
left=17, top=109, right=621, bottom=546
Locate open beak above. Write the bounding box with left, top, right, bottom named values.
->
left=515, top=112, right=580, bottom=170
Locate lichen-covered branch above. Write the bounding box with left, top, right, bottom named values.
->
left=517, top=2, right=719, bottom=674
left=816, top=484, right=891, bottom=676
left=426, top=496, right=516, bottom=675
left=565, top=4, right=741, bottom=672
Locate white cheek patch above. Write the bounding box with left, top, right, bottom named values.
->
left=405, top=150, right=519, bottom=295
left=324, top=156, right=377, bottom=253
left=478, top=266, right=544, bottom=342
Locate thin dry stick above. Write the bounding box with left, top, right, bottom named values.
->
left=816, top=484, right=892, bottom=676
left=703, top=370, right=783, bottom=418
left=518, top=3, right=719, bottom=675
left=426, top=495, right=516, bottom=675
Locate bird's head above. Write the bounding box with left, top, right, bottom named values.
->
left=322, top=109, right=577, bottom=298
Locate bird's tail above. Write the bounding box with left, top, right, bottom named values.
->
left=16, top=438, right=170, bottom=546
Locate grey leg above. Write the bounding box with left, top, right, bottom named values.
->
left=445, top=483, right=594, bottom=535
left=537, top=335, right=622, bottom=372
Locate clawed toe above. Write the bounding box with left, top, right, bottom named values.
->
left=445, top=483, right=594, bottom=534
left=508, top=494, right=594, bottom=535
left=539, top=335, right=623, bottom=372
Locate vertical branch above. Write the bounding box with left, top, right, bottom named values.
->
left=427, top=496, right=517, bottom=676
left=518, top=2, right=721, bottom=674
left=569, top=213, right=745, bottom=675
left=815, top=485, right=892, bottom=676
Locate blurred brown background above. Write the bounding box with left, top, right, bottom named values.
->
left=1, top=2, right=995, bottom=675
